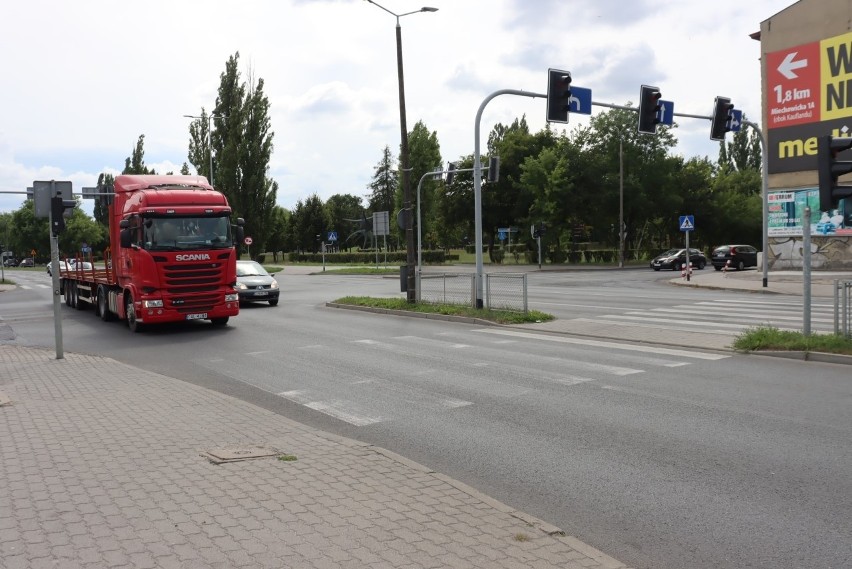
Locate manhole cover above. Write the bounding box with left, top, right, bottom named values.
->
left=202, top=446, right=278, bottom=464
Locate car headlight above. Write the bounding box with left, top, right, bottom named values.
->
left=143, top=299, right=164, bottom=308
left=270, top=281, right=279, bottom=289
left=235, top=282, right=248, bottom=290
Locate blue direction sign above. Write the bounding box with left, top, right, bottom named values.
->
left=658, top=100, right=675, bottom=125
left=327, top=231, right=338, bottom=242
left=729, top=109, right=743, bottom=132
left=679, top=215, right=695, bottom=232
left=568, top=86, right=592, bottom=115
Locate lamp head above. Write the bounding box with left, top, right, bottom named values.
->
left=421, top=7, right=438, bottom=11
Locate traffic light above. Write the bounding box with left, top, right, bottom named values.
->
left=533, top=223, right=547, bottom=238
left=546, top=69, right=572, bottom=123
left=818, top=135, right=852, bottom=211
left=487, top=156, right=500, bottom=183
left=445, top=162, right=456, bottom=186
left=638, top=85, right=662, bottom=134
left=50, top=194, right=76, bottom=236
left=710, top=96, right=734, bottom=141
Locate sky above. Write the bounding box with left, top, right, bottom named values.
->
left=0, top=0, right=795, bottom=217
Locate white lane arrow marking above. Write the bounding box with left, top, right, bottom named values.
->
left=778, top=51, right=808, bottom=80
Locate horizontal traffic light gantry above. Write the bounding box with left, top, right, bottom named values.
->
left=638, top=85, right=662, bottom=134
left=818, top=135, right=852, bottom=212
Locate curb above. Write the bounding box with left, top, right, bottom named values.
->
left=325, top=302, right=499, bottom=326
left=740, top=349, right=852, bottom=365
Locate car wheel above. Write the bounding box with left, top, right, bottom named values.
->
left=268, top=299, right=278, bottom=306
left=673, top=263, right=682, bottom=271
left=653, top=267, right=660, bottom=271
left=211, top=317, right=229, bottom=326
left=714, top=266, right=722, bottom=271
left=737, top=260, right=745, bottom=271
left=697, top=261, right=706, bottom=270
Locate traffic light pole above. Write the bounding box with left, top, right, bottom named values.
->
left=474, top=89, right=545, bottom=308
left=48, top=191, right=64, bottom=360
left=743, top=120, right=770, bottom=288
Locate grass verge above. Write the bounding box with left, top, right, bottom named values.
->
left=732, top=326, right=852, bottom=355
left=332, top=296, right=554, bottom=325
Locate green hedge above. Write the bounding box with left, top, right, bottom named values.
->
left=286, top=250, right=455, bottom=264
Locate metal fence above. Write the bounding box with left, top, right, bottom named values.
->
left=416, top=272, right=528, bottom=313
left=486, top=273, right=528, bottom=313
left=835, top=279, right=852, bottom=338
left=417, top=273, right=475, bottom=306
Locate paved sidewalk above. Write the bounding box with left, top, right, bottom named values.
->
left=0, top=345, right=630, bottom=569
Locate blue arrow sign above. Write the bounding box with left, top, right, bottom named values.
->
left=658, top=100, right=675, bottom=126
left=568, top=86, right=592, bottom=115
left=497, top=231, right=507, bottom=241
left=679, top=215, right=695, bottom=232
left=327, top=231, right=338, bottom=242
left=729, top=109, right=743, bottom=132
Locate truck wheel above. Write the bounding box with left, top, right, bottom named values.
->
left=211, top=317, right=229, bottom=326
left=98, top=286, right=114, bottom=322
left=126, top=295, right=143, bottom=333
left=64, top=281, right=73, bottom=307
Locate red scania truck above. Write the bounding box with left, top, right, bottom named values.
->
left=58, top=174, right=244, bottom=332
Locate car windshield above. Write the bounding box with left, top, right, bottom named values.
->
left=661, top=249, right=681, bottom=257
left=237, top=262, right=268, bottom=277
left=139, top=216, right=234, bottom=251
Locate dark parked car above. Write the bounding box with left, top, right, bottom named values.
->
left=235, top=260, right=279, bottom=306
left=711, top=244, right=759, bottom=271
left=2, top=258, right=18, bottom=267
left=650, top=248, right=706, bottom=271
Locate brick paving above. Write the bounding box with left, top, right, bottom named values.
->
left=0, top=345, right=630, bottom=569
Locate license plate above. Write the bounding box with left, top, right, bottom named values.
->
left=254, top=291, right=268, bottom=296
left=186, top=313, right=208, bottom=320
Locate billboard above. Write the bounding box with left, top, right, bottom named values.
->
left=767, top=31, right=852, bottom=173
left=768, top=188, right=850, bottom=236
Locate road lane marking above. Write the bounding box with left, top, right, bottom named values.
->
left=304, top=400, right=383, bottom=426
left=473, top=328, right=729, bottom=360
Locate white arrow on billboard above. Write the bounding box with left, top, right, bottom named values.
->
left=778, top=51, right=808, bottom=80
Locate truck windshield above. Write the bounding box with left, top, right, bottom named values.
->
left=142, top=216, right=234, bottom=251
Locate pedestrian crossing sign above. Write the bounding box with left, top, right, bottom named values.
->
left=679, top=215, right=695, bottom=232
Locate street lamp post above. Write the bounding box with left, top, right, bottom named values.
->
left=183, top=113, right=224, bottom=187
left=364, top=0, right=438, bottom=303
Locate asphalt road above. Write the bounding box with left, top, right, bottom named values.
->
left=1, top=267, right=850, bottom=569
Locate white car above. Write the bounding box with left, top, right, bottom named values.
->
left=47, top=260, right=93, bottom=276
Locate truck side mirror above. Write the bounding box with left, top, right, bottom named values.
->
left=234, top=218, right=245, bottom=244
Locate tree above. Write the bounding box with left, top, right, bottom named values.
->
left=200, top=53, right=277, bottom=260
left=718, top=114, right=762, bottom=173
left=324, top=194, right=364, bottom=252
left=93, top=172, right=114, bottom=227
left=368, top=145, right=397, bottom=214
left=403, top=121, right=442, bottom=249
left=123, top=135, right=156, bottom=175
left=265, top=205, right=291, bottom=261
left=289, top=194, right=327, bottom=253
